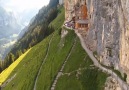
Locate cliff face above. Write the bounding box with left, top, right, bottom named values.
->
left=86, top=0, right=129, bottom=83
left=65, top=0, right=129, bottom=83
left=120, top=0, right=129, bottom=83
left=86, top=0, right=129, bottom=82
left=86, top=0, right=121, bottom=68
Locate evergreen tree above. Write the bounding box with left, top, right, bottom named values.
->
left=1, top=0, right=59, bottom=72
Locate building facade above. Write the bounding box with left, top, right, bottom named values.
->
left=65, top=0, right=89, bottom=30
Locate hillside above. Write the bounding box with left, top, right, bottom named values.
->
left=0, top=6, right=22, bottom=60
left=64, top=0, right=129, bottom=85
left=0, top=7, right=108, bottom=90
left=0, top=7, right=22, bottom=38
left=0, top=0, right=59, bottom=72
left=1, top=0, right=129, bottom=89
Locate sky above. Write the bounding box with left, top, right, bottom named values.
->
left=0, top=0, right=49, bottom=12
left=0, top=0, right=50, bottom=26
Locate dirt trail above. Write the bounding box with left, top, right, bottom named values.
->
left=75, top=30, right=129, bottom=90
left=33, top=34, right=54, bottom=90
left=50, top=37, right=77, bottom=90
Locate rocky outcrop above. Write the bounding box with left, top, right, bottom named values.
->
left=119, top=0, right=129, bottom=83
left=61, top=29, right=68, bottom=38
left=86, top=0, right=122, bottom=69
left=85, top=0, right=129, bottom=83
left=64, top=0, right=129, bottom=84
left=105, top=76, right=121, bottom=90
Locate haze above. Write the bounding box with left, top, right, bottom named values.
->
left=0, top=0, right=50, bottom=26
left=0, top=0, right=49, bottom=12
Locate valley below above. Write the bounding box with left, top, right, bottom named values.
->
left=0, top=34, right=18, bottom=59
left=1, top=0, right=129, bottom=90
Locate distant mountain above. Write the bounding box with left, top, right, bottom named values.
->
left=0, top=6, right=22, bottom=59
left=18, top=9, right=38, bottom=26
left=0, top=7, right=22, bottom=38
left=4, top=0, right=59, bottom=63
left=18, top=26, right=28, bottom=39
left=18, top=16, right=36, bottom=39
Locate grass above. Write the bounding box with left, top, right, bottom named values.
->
left=63, top=38, right=93, bottom=73
left=36, top=29, right=76, bottom=90
left=113, top=70, right=123, bottom=80
left=35, top=6, right=72, bottom=90
left=55, top=73, right=83, bottom=90
left=93, top=51, right=97, bottom=56
left=3, top=34, right=52, bottom=90
left=79, top=68, right=108, bottom=90
left=101, top=64, right=125, bottom=81
left=63, top=26, right=74, bottom=31
left=55, top=37, right=108, bottom=90
left=50, top=7, right=65, bottom=30
left=0, top=49, right=31, bottom=85
left=2, top=6, right=67, bottom=90
left=1, top=6, right=108, bottom=90
left=56, top=68, right=108, bottom=90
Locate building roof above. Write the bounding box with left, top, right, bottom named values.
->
left=76, top=19, right=89, bottom=24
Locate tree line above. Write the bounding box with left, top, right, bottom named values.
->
left=0, top=0, right=60, bottom=73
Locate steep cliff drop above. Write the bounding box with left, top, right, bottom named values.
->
left=85, top=0, right=129, bottom=84
left=64, top=0, right=129, bottom=89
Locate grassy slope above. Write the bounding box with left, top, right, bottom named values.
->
left=63, top=38, right=93, bottom=73
left=0, top=49, right=31, bottom=85
left=3, top=34, right=52, bottom=90
left=1, top=6, right=108, bottom=90
left=35, top=7, right=76, bottom=90
left=55, top=38, right=108, bottom=90
left=2, top=7, right=66, bottom=90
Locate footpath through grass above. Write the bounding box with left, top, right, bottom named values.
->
left=2, top=34, right=52, bottom=90
left=55, top=37, right=108, bottom=90
left=1, top=6, right=109, bottom=90
left=2, top=6, right=67, bottom=90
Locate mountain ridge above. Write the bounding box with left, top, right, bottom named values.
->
left=0, top=6, right=22, bottom=60
left=1, top=0, right=59, bottom=71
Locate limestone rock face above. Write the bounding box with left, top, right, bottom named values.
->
left=86, top=0, right=122, bottom=68
left=87, top=0, right=129, bottom=83
left=65, top=0, right=122, bottom=68
left=86, top=0, right=129, bottom=83
left=119, top=0, right=129, bottom=83
left=105, top=76, right=121, bottom=90
left=65, top=0, right=129, bottom=84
